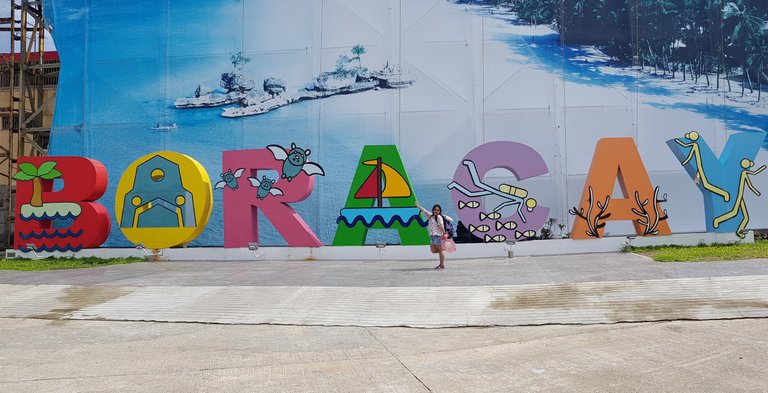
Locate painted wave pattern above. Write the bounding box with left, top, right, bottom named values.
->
left=336, top=214, right=429, bottom=228
left=20, top=203, right=82, bottom=220
left=18, top=229, right=84, bottom=239
left=19, top=212, right=79, bottom=221
left=20, top=244, right=84, bottom=252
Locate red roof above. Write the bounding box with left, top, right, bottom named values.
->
left=0, top=51, right=59, bottom=62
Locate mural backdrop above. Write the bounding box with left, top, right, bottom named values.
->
left=41, top=0, right=768, bottom=246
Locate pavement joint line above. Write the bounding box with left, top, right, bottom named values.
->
left=365, top=327, right=433, bottom=392
left=4, top=314, right=768, bottom=330
left=535, top=258, right=557, bottom=284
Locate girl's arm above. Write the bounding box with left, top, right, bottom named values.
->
left=415, top=201, right=431, bottom=217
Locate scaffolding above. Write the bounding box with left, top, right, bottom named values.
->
left=0, top=0, right=58, bottom=247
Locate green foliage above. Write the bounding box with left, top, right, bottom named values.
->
left=12, top=171, right=35, bottom=181
left=15, top=162, right=38, bottom=179
left=509, top=0, right=559, bottom=25
left=230, top=52, right=251, bottom=70
left=38, top=162, right=62, bottom=180
left=351, top=44, right=367, bottom=68
left=12, top=161, right=62, bottom=181
left=499, top=0, right=768, bottom=96
left=36, top=161, right=57, bottom=176
left=0, top=256, right=145, bottom=271
left=351, top=44, right=367, bottom=57
left=539, top=218, right=567, bottom=239
left=39, top=169, right=62, bottom=180
left=629, top=240, right=768, bottom=262
left=17, top=162, right=38, bottom=175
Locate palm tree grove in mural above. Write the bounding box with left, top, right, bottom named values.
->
left=469, top=0, right=768, bottom=102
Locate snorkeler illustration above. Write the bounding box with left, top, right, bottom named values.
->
left=447, top=160, right=537, bottom=223
left=712, top=159, right=765, bottom=238
left=675, top=131, right=730, bottom=202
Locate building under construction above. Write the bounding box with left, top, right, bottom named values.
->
left=0, top=0, right=58, bottom=247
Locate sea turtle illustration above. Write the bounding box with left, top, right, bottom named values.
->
left=266, top=143, right=325, bottom=182
left=214, top=168, right=245, bottom=190
left=248, top=175, right=284, bottom=200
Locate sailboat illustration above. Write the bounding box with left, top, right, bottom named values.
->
left=337, top=157, right=425, bottom=228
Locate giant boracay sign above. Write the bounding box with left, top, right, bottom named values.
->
left=14, top=132, right=766, bottom=250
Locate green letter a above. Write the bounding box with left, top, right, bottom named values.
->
left=333, top=145, right=429, bottom=246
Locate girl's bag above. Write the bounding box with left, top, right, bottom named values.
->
left=441, top=238, right=456, bottom=253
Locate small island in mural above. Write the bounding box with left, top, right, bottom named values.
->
left=175, top=45, right=414, bottom=118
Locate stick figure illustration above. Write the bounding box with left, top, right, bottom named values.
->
left=712, top=159, right=765, bottom=238
left=675, top=131, right=730, bottom=202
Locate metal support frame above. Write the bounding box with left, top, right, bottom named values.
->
left=0, top=0, right=59, bottom=248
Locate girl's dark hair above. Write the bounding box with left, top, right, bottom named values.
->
left=431, top=204, right=443, bottom=224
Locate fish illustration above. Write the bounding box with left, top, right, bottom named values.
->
left=468, top=224, right=490, bottom=233
left=479, top=212, right=502, bottom=221
left=484, top=234, right=507, bottom=243
left=458, top=200, right=480, bottom=209
left=515, top=230, right=537, bottom=239
left=495, top=221, right=517, bottom=231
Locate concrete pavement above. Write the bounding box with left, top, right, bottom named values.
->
left=1, top=318, right=766, bottom=392
left=3, top=253, right=768, bottom=287
left=2, top=252, right=768, bottom=392
left=2, top=253, right=768, bottom=327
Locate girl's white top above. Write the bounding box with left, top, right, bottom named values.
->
left=427, top=214, right=452, bottom=237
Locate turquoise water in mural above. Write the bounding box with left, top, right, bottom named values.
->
left=43, top=1, right=768, bottom=246
left=43, top=0, right=409, bottom=246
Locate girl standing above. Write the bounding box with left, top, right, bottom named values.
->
left=416, top=201, right=453, bottom=269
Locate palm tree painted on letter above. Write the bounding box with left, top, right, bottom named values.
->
left=13, top=161, right=62, bottom=207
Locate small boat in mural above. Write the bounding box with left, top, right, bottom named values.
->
left=337, top=157, right=425, bottom=228
left=151, top=122, right=179, bottom=131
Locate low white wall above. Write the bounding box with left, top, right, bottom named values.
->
left=9, top=231, right=754, bottom=261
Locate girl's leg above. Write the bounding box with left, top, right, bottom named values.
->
left=438, top=250, right=445, bottom=267
left=429, top=244, right=439, bottom=254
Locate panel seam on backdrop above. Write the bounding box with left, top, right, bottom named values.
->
left=240, top=0, right=246, bottom=150
left=559, top=0, right=569, bottom=228
left=481, top=4, right=485, bottom=144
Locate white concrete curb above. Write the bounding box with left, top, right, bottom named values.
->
left=11, top=231, right=754, bottom=261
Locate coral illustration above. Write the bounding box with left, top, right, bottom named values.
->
left=632, top=186, right=669, bottom=235
left=569, top=186, right=611, bottom=238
